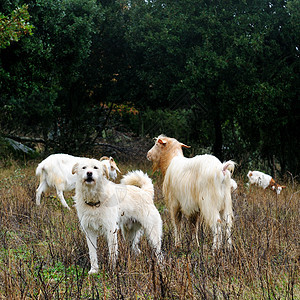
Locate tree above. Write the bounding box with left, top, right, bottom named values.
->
left=0, top=4, right=34, bottom=49
left=0, top=0, right=105, bottom=153
left=124, top=0, right=299, bottom=174
left=0, top=0, right=298, bottom=174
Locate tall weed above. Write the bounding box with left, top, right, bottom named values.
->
left=0, top=161, right=298, bottom=299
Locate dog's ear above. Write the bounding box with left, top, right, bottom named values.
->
left=102, top=163, right=110, bottom=179
left=100, top=156, right=109, bottom=161
left=72, top=163, right=79, bottom=174
left=110, top=156, right=121, bottom=173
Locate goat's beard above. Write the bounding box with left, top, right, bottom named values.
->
left=151, top=161, right=159, bottom=173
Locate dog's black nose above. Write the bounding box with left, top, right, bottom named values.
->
left=87, top=171, right=93, bottom=177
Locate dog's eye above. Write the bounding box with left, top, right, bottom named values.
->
left=82, top=166, right=86, bottom=169
left=94, top=166, right=98, bottom=169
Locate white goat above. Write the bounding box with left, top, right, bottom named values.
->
left=147, top=135, right=235, bottom=250
left=36, top=154, right=120, bottom=209
left=230, top=179, right=238, bottom=192
left=247, top=170, right=285, bottom=195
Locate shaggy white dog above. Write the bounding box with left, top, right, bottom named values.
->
left=72, top=158, right=163, bottom=274
left=36, top=154, right=120, bottom=209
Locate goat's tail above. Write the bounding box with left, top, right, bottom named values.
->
left=222, top=160, right=235, bottom=175
left=218, top=160, right=236, bottom=187
left=120, top=170, right=154, bottom=198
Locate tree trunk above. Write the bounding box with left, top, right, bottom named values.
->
left=212, top=98, right=223, bottom=160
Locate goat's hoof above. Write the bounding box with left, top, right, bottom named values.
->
left=88, top=268, right=99, bottom=275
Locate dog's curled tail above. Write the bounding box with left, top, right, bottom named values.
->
left=120, top=170, right=154, bottom=198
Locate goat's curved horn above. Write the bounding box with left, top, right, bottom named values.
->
left=180, top=143, right=191, bottom=149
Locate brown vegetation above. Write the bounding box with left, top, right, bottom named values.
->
left=0, top=160, right=299, bottom=299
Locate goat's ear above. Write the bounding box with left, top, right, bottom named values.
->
left=157, top=138, right=167, bottom=146
left=281, top=186, right=286, bottom=189
left=72, top=163, right=79, bottom=174
left=180, top=143, right=191, bottom=149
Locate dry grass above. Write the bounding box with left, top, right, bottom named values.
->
left=0, top=159, right=299, bottom=299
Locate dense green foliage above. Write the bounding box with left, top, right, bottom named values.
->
left=0, top=4, right=34, bottom=49
left=0, top=0, right=299, bottom=175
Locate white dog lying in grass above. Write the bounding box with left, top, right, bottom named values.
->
left=36, top=154, right=120, bottom=209
left=72, top=158, right=163, bottom=274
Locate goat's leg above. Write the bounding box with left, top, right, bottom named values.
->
left=195, top=215, right=200, bottom=247
left=225, top=215, right=233, bottom=250
left=211, top=213, right=222, bottom=251
left=222, top=207, right=233, bottom=250
left=188, top=214, right=200, bottom=247
left=170, top=202, right=182, bottom=247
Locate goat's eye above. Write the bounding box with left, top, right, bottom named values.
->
left=82, top=166, right=86, bottom=169
left=94, top=166, right=98, bottom=169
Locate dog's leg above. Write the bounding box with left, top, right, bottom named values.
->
left=150, top=232, right=163, bottom=264
left=129, top=225, right=143, bottom=255
left=36, top=181, right=48, bottom=205
left=85, top=229, right=99, bottom=274
left=143, top=217, right=163, bottom=263
left=120, top=223, right=142, bottom=255
left=56, top=189, right=70, bottom=210
left=107, top=229, right=118, bottom=268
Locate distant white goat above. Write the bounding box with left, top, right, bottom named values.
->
left=247, top=170, right=285, bottom=195
left=147, top=135, right=235, bottom=250
left=231, top=179, right=238, bottom=192
left=36, top=154, right=120, bottom=209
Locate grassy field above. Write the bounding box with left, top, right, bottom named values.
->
left=0, top=159, right=299, bottom=299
